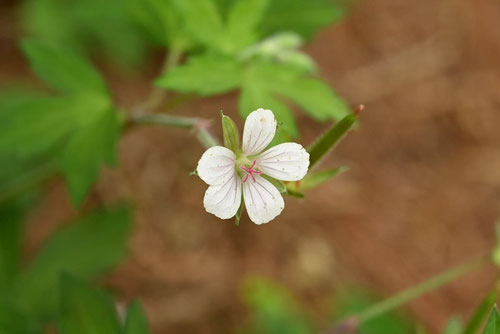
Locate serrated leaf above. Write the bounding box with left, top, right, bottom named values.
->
left=15, top=205, right=131, bottom=318
left=59, top=109, right=120, bottom=205
left=224, top=0, right=269, bottom=51
left=260, top=0, right=345, bottom=40
left=221, top=112, right=240, bottom=153
left=124, top=302, right=152, bottom=334
left=308, top=113, right=357, bottom=169
left=156, top=54, right=242, bottom=96
left=294, top=167, right=348, bottom=192
left=21, top=39, right=108, bottom=96
left=482, top=306, right=500, bottom=334
left=58, top=275, right=120, bottom=334
left=274, top=77, right=350, bottom=121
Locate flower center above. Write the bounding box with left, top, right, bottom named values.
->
left=240, top=160, right=262, bottom=183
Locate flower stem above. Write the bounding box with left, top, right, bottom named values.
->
left=327, top=254, right=491, bottom=333
left=131, top=113, right=219, bottom=148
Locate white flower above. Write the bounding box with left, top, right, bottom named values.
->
left=197, top=108, right=310, bottom=225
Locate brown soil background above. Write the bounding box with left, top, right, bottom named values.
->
left=2, top=0, right=500, bottom=333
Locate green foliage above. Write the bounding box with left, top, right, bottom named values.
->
left=21, top=39, right=108, bottom=95
left=21, top=0, right=148, bottom=65
left=5, top=40, right=122, bottom=205
left=463, top=288, right=500, bottom=334
left=15, top=205, right=132, bottom=318
left=58, top=275, right=121, bottom=334
left=335, top=291, right=415, bottom=334
left=482, top=306, right=500, bottom=334
left=443, top=316, right=462, bottom=334
left=156, top=54, right=243, bottom=95
left=292, top=167, right=349, bottom=192
left=221, top=112, right=241, bottom=153
left=124, top=302, right=153, bottom=334
left=240, top=277, right=313, bottom=334
left=308, top=112, right=357, bottom=170
left=0, top=301, right=41, bottom=334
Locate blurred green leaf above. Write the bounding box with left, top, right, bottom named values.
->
left=21, top=0, right=148, bottom=66
left=308, top=112, right=357, bottom=169
left=293, top=166, right=348, bottom=192
left=15, top=205, right=131, bottom=318
left=335, top=291, right=414, bottom=334
left=241, top=277, right=313, bottom=334
left=224, top=0, right=269, bottom=51
left=260, top=0, right=346, bottom=40
left=443, top=316, right=462, bottom=334
left=156, top=54, right=242, bottom=95
left=59, top=109, right=120, bottom=205
left=0, top=300, right=41, bottom=334
left=0, top=194, right=37, bottom=289
left=124, top=302, right=152, bottom=334
left=21, top=39, right=108, bottom=96
left=482, top=306, right=500, bottom=334
left=463, top=287, right=500, bottom=334
left=170, top=0, right=224, bottom=48
left=58, top=275, right=120, bottom=334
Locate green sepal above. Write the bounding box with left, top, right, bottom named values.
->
left=286, top=189, right=304, bottom=198
left=221, top=111, right=240, bottom=154
left=463, top=287, right=500, bottom=334
left=235, top=199, right=243, bottom=226
left=296, top=166, right=348, bottom=191
left=261, top=174, right=287, bottom=194
left=307, top=112, right=357, bottom=170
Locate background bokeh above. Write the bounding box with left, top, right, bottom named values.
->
left=1, top=0, right=500, bottom=333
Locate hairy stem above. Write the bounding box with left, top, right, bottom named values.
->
left=326, top=254, right=491, bottom=333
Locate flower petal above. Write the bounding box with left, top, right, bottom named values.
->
left=204, top=171, right=242, bottom=219
left=256, top=143, right=310, bottom=181
left=243, top=175, right=284, bottom=225
left=242, top=108, right=277, bottom=155
left=197, top=146, right=236, bottom=185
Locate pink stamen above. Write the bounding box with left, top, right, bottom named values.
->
left=240, top=160, right=262, bottom=183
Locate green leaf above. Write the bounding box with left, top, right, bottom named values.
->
left=221, top=112, right=240, bottom=153
left=21, top=0, right=148, bottom=66
left=15, top=205, right=131, bottom=318
left=274, top=77, right=350, bottom=121
left=170, top=0, right=224, bottom=48
left=156, top=54, right=242, bottom=96
left=443, top=316, right=462, bottom=334
left=21, top=39, right=108, bottom=96
left=224, top=0, right=269, bottom=51
left=0, top=194, right=37, bottom=288
left=334, top=291, right=415, bottom=334
left=482, top=306, right=500, bottom=334
left=59, top=109, right=120, bottom=205
left=241, top=276, right=313, bottom=334
left=0, top=300, right=41, bottom=334
left=239, top=66, right=298, bottom=139
left=260, top=0, right=345, bottom=40
left=307, top=113, right=357, bottom=169
left=124, top=302, right=152, bottom=334
left=58, top=275, right=120, bottom=334
left=463, top=288, right=500, bottom=334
